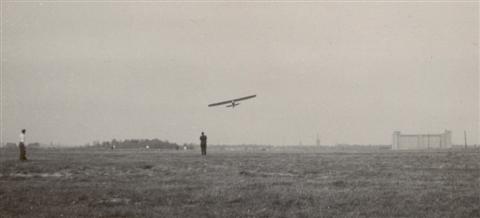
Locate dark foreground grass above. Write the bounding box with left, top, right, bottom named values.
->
left=0, top=147, right=479, bottom=217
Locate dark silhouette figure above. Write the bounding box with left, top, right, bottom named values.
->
left=19, top=129, right=27, bottom=161
left=200, top=132, right=207, bottom=156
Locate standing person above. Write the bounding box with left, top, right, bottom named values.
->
left=19, top=129, right=27, bottom=161
left=200, top=132, right=207, bottom=156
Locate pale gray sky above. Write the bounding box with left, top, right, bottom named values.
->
left=1, top=1, right=479, bottom=146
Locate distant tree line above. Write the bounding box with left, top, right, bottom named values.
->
left=89, top=139, right=195, bottom=150
left=4, top=142, right=41, bottom=148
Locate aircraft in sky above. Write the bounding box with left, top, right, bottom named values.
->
left=208, top=95, right=257, bottom=108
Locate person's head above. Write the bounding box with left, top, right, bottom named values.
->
left=201, top=132, right=204, bottom=135
left=21, top=129, right=26, bottom=134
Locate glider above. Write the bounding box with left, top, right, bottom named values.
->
left=208, top=95, right=257, bottom=108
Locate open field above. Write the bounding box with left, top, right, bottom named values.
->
left=1, top=147, right=479, bottom=217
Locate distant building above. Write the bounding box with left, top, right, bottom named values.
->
left=5, top=142, right=17, bottom=148
left=392, top=130, right=452, bottom=150
left=28, top=142, right=41, bottom=148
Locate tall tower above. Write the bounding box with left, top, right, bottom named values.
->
left=316, top=133, right=321, bottom=146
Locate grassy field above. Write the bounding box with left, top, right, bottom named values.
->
left=0, top=147, right=479, bottom=218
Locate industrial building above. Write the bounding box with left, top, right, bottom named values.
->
left=392, top=130, right=452, bottom=150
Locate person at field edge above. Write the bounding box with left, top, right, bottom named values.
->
left=200, top=132, right=207, bottom=156
left=19, top=129, right=27, bottom=161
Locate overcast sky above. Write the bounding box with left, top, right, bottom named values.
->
left=2, top=1, right=478, bottom=146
